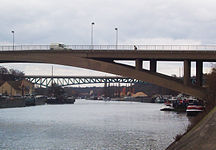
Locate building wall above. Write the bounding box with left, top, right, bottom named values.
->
left=0, top=82, right=21, bottom=96
left=0, top=80, right=36, bottom=96
left=21, top=80, right=34, bottom=95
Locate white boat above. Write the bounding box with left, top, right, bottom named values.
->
left=160, top=102, right=174, bottom=111
left=169, top=97, right=177, bottom=101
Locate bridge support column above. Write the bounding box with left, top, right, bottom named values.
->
left=104, top=80, right=107, bottom=97
left=135, top=59, right=143, bottom=71
left=150, top=60, right=157, bottom=72
left=184, top=60, right=191, bottom=85
left=196, top=60, right=203, bottom=86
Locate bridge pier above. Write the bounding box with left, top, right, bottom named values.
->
left=150, top=60, right=157, bottom=72
left=196, top=60, right=203, bottom=86
left=184, top=60, right=191, bottom=86
left=135, top=59, right=143, bottom=71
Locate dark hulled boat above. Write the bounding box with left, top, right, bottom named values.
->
left=46, top=96, right=75, bottom=104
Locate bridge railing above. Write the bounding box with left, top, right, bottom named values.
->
left=1, top=45, right=216, bottom=51
left=0, top=45, right=50, bottom=51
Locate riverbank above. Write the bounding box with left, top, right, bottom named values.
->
left=0, top=96, right=46, bottom=108
left=0, top=98, right=25, bottom=108
left=0, top=96, right=76, bottom=109
left=111, top=97, right=152, bottom=103
left=166, top=106, right=216, bottom=150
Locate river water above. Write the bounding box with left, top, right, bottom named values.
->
left=0, top=100, right=189, bottom=150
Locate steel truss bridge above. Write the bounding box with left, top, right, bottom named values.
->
left=25, top=75, right=146, bottom=87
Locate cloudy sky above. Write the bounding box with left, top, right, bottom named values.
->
left=0, top=0, right=216, bottom=77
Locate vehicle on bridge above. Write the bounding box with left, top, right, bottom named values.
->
left=50, top=43, right=67, bottom=50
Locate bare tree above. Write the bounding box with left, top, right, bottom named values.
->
left=0, top=66, right=25, bottom=81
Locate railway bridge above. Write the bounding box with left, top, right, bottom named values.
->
left=25, top=75, right=145, bottom=87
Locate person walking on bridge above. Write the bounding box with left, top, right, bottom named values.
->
left=134, top=45, right=137, bottom=51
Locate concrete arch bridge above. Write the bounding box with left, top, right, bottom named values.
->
left=1, top=44, right=216, bottom=99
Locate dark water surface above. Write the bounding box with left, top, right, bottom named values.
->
left=0, top=100, right=189, bottom=150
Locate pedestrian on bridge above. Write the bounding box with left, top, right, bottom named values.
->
left=134, top=45, right=137, bottom=51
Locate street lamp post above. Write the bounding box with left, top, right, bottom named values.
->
left=115, top=28, right=118, bottom=49
left=11, top=30, right=14, bottom=50
left=91, top=22, right=95, bottom=49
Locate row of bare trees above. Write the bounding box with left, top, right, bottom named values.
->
left=0, top=66, right=25, bottom=81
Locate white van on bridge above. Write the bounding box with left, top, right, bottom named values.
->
left=50, top=43, right=67, bottom=50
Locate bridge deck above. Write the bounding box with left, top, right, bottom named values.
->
left=1, top=50, right=216, bottom=61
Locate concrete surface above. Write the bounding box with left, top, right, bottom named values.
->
left=167, top=107, right=216, bottom=150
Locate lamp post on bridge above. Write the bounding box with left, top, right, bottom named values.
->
left=11, top=30, right=15, bottom=50
left=91, top=22, right=95, bottom=49
left=115, top=27, right=118, bottom=50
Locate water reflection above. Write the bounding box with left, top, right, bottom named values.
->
left=0, top=99, right=189, bottom=150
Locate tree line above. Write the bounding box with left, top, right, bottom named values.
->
left=0, top=66, right=25, bottom=81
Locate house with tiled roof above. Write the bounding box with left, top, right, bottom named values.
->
left=0, top=80, right=34, bottom=96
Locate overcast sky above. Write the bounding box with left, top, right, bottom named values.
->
left=0, top=0, right=216, bottom=78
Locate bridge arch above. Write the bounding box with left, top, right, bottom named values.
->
left=0, top=50, right=207, bottom=99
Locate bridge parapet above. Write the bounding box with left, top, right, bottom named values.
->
left=1, top=45, right=216, bottom=51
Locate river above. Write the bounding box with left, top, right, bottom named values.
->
left=0, top=99, right=189, bottom=150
